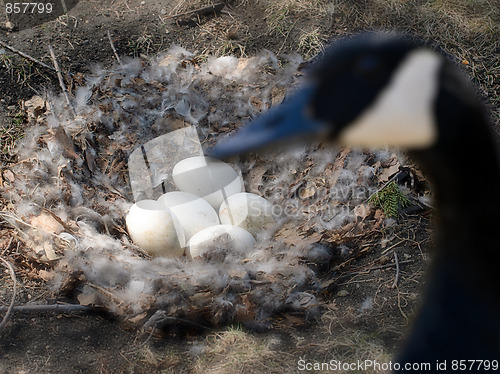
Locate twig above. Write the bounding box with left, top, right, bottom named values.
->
left=1, top=236, right=14, bottom=256
left=277, top=20, right=298, bottom=55
left=391, top=251, right=400, bottom=289
left=0, top=303, right=92, bottom=313
left=337, top=259, right=413, bottom=280
left=107, top=31, right=122, bottom=65
left=169, top=0, right=186, bottom=15
left=48, top=44, right=76, bottom=118
left=165, top=2, right=225, bottom=19
left=396, top=287, right=408, bottom=321
left=0, top=39, right=57, bottom=73
left=381, top=239, right=406, bottom=255
left=60, top=0, right=68, bottom=13
left=0, top=257, right=17, bottom=330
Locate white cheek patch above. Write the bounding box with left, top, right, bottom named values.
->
left=339, top=49, right=441, bottom=148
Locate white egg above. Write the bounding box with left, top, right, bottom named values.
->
left=219, top=192, right=275, bottom=237
left=125, top=200, right=185, bottom=258
left=187, top=224, right=255, bottom=261
left=172, top=156, right=244, bottom=209
left=157, top=191, right=220, bottom=240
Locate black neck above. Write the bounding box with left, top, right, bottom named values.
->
left=411, top=65, right=500, bottom=287
left=396, top=66, right=500, bottom=367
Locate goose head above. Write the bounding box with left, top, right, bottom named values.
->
left=210, top=33, right=495, bottom=162
left=210, top=33, right=500, bottom=367
left=210, top=32, right=500, bottom=237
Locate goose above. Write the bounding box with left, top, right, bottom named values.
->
left=210, top=33, right=500, bottom=371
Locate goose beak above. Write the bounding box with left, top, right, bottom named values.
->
left=209, top=84, right=330, bottom=159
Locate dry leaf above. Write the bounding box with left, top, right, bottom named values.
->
left=379, top=163, right=400, bottom=182
left=2, top=169, right=15, bottom=183
left=250, top=96, right=266, bottom=111
left=128, top=312, right=148, bottom=324
left=38, top=269, right=55, bottom=281
left=44, top=242, right=61, bottom=261
left=245, top=164, right=267, bottom=193
left=271, top=86, right=286, bottom=107
left=284, top=314, right=307, bottom=327
left=78, top=286, right=99, bottom=306
left=227, top=269, right=248, bottom=278
left=30, top=213, right=64, bottom=234
left=235, top=294, right=255, bottom=321
left=46, top=126, right=80, bottom=160
left=299, top=181, right=316, bottom=199
left=23, top=95, right=47, bottom=119
left=354, top=204, right=371, bottom=220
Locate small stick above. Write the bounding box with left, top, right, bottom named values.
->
left=391, top=251, right=400, bottom=289
left=0, top=257, right=17, bottom=330
left=277, top=19, right=298, bottom=55
left=1, top=236, right=14, bottom=256
left=48, top=44, right=76, bottom=118
left=0, top=304, right=91, bottom=313
left=0, top=39, right=57, bottom=73
left=107, top=31, right=122, bottom=65
left=166, top=2, right=225, bottom=19
left=337, top=259, right=413, bottom=279
left=60, top=0, right=68, bottom=13
left=169, top=0, right=186, bottom=15
left=381, top=239, right=406, bottom=255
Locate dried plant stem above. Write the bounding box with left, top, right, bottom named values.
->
left=0, top=304, right=91, bottom=313
left=391, top=251, right=400, bottom=289
left=48, top=44, right=76, bottom=118
left=0, top=257, right=17, bottom=330
left=0, top=39, right=56, bottom=73
left=338, top=259, right=413, bottom=280
left=107, top=31, right=122, bottom=65
left=166, top=2, right=225, bottom=19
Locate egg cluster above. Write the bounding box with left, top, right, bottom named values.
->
left=126, top=156, right=275, bottom=260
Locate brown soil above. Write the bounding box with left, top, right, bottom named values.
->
left=0, top=0, right=498, bottom=373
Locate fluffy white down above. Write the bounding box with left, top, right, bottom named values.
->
left=3, top=46, right=406, bottom=322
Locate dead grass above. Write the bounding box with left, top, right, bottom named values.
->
left=194, top=326, right=293, bottom=373
left=264, top=0, right=330, bottom=36
left=298, top=27, right=325, bottom=60
left=0, top=53, right=41, bottom=86
left=295, top=328, right=393, bottom=374
left=198, top=17, right=250, bottom=57
left=0, top=112, right=25, bottom=165
left=127, top=27, right=158, bottom=56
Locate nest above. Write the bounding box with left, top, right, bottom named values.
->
left=1, top=46, right=411, bottom=331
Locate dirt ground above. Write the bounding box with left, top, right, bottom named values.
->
left=0, top=0, right=498, bottom=373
